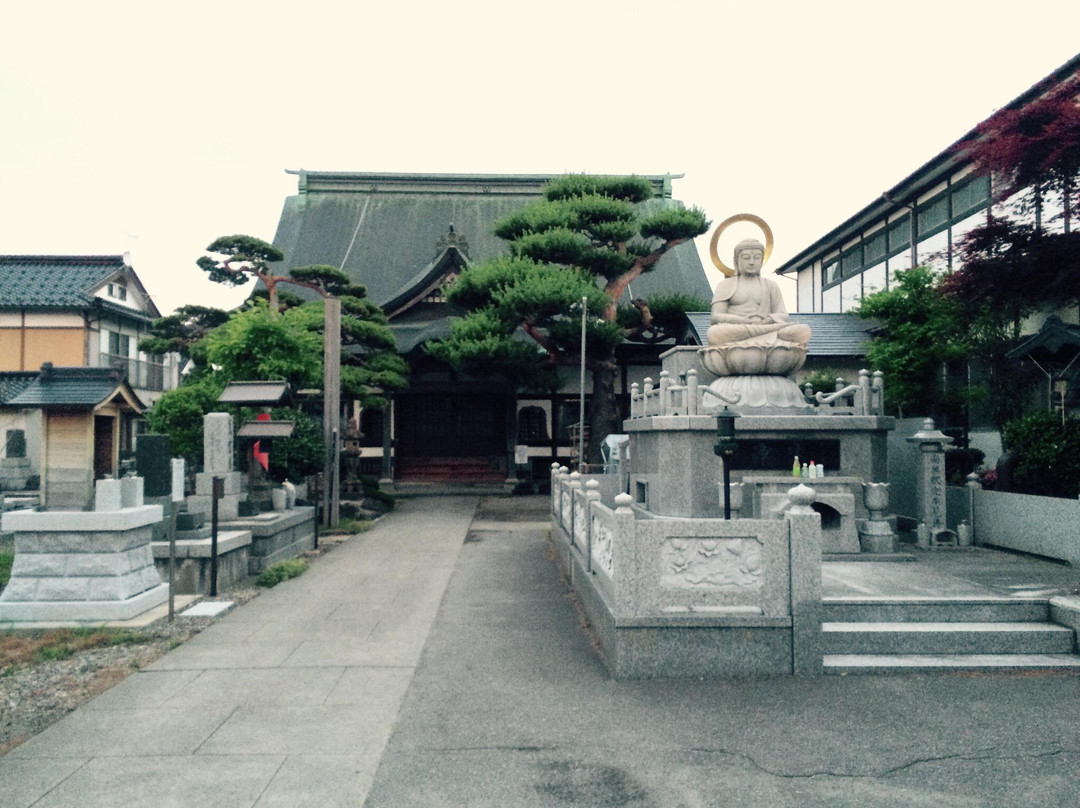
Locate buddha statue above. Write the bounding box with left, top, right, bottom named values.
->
left=700, top=238, right=812, bottom=408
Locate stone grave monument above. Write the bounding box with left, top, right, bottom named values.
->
left=0, top=429, right=33, bottom=491
left=0, top=476, right=168, bottom=624
left=186, top=412, right=247, bottom=520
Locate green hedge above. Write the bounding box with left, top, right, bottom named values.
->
left=1002, top=411, right=1080, bottom=498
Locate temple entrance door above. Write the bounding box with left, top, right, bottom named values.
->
left=395, top=392, right=509, bottom=480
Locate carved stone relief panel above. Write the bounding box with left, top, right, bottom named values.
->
left=660, top=537, right=763, bottom=591
left=591, top=513, right=613, bottom=579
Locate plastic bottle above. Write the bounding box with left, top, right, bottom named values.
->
left=809, top=460, right=816, bottom=478
left=792, top=456, right=800, bottom=477
left=816, top=463, right=825, bottom=478
left=801, top=463, right=809, bottom=478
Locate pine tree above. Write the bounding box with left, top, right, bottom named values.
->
left=428, top=175, right=708, bottom=463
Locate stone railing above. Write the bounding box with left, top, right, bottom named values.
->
left=626, top=367, right=886, bottom=420
left=628, top=370, right=702, bottom=419
left=549, top=465, right=824, bottom=678
left=803, top=369, right=885, bottom=416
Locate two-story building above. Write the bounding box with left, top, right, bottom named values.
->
left=0, top=254, right=179, bottom=502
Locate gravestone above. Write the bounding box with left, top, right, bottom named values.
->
left=186, top=413, right=247, bottom=520
left=0, top=429, right=32, bottom=491
left=136, top=434, right=172, bottom=498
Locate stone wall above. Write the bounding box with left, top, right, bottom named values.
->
left=947, top=485, right=1080, bottom=566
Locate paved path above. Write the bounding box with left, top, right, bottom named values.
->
left=4, top=495, right=1080, bottom=807
left=1, top=496, right=477, bottom=808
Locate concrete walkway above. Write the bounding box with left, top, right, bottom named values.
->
left=4, top=495, right=1080, bottom=807
left=1, top=496, right=477, bottom=808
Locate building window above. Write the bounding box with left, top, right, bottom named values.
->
left=840, top=244, right=862, bottom=278
left=822, top=283, right=841, bottom=313
left=823, top=256, right=841, bottom=288
left=863, top=231, right=887, bottom=266
left=887, top=248, right=912, bottom=286
left=108, top=331, right=131, bottom=357
left=951, top=176, right=990, bottom=220
left=887, top=216, right=911, bottom=257
left=518, top=406, right=549, bottom=443
left=918, top=229, right=950, bottom=270
left=863, top=262, right=887, bottom=296
left=840, top=277, right=862, bottom=312
left=107, top=283, right=128, bottom=301
left=917, top=194, right=950, bottom=239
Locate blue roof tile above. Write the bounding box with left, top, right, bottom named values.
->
left=0, top=256, right=124, bottom=308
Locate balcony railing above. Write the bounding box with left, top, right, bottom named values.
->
left=100, top=353, right=170, bottom=392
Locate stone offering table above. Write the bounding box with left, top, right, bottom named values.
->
left=740, top=475, right=862, bottom=553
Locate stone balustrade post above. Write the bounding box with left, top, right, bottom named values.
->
left=642, top=377, right=654, bottom=416
left=871, top=371, right=885, bottom=415
left=686, top=369, right=699, bottom=415
left=550, top=463, right=562, bottom=517
left=966, top=472, right=981, bottom=545
left=857, top=369, right=872, bottom=415
left=567, top=471, right=582, bottom=544
left=611, top=492, right=635, bottom=607
left=659, top=371, right=672, bottom=416
left=785, top=483, right=823, bottom=675
left=630, top=382, right=640, bottom=419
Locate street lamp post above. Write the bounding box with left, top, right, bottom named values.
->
left=713, top=407, right=739, bottom=520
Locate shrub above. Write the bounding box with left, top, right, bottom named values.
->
left=37, top=644, right=74, bottom=662
left=338, top=517, right=374, bottom=534
left=360, top=476, right=395, bottom=511
left=1001, top=410, right=1080, bottom=498
left=0, top=552, right=12, bottom=588
left=801, top=369, right=845, bottom=395
left=256, top=558, right=309, bottom=588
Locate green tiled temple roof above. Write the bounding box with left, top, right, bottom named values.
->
left=271, top=172, right=712, bottom=309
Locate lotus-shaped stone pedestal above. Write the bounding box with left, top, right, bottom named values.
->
left=699, top=342, right=810, bottom=411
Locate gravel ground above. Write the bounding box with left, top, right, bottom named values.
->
left=0, top=587, right=260, bottom=756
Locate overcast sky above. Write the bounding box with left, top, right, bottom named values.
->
left=2, top=1, right=1078, bottom=315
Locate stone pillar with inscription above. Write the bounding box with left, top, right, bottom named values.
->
left=906, top=419, right=956, bottom=547
left=187, top=413, right=247, bottom=519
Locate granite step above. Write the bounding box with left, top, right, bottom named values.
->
left=822, top=621, right=1076, bottom=655
left=823, top=597, right=1049, bottom=624
left=824, top=653, right=1080, bottom=675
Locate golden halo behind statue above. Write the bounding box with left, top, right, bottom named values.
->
left=709, top=214, right=774, bottom=277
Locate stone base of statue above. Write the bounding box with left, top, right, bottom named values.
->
left=703, top=376, right=811, bottom=411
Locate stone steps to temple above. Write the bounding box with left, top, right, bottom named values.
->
left=821, top=597, right=1080, bottom=674
left=822, top=621, right=1075, bottom=655
left=823, top=597, right=1050, bottom=624
left=824, top=653, right=1080, bottom=674
left=396, top=456, right=506, bottom=482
